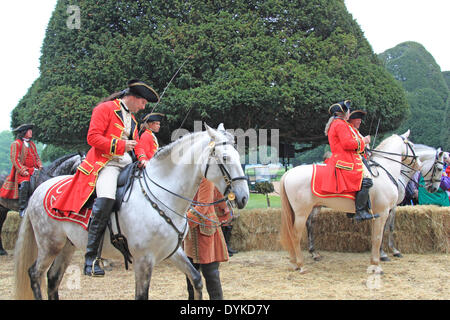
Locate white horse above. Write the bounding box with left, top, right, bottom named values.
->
left=380, top=145, right=447, bottom=260
left=280, top=131, right=421, bottom=274
left=305, top=145, right=446, bottom=261
left=14, top=124, right=249, bottom=300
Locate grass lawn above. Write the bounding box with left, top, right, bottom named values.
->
left=244, top=193, right=281, bottom=209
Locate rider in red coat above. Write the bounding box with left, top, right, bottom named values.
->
left=324, top=100, right=378, bottom=221
left=0, top=124, right=42, bottom=216
left=138, top=113, right=165, bottom=159
left=52, top=79, right=159, bottom=276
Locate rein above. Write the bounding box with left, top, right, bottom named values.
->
left=365, top=136, right=418, bottom=187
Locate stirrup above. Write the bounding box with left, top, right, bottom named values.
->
left=85, top=257, right=105, bottom=277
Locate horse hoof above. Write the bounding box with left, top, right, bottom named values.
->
left=298, top=267, right=308, bottom=274
left=393, top=252, right=403, bottom=258
left=380, top=256, right=390, bottom=262
left=0, top=249, right=7, bottom=256
left=367, top=265, right=384, bottom=275
left=312, top=253, right=322, bottom=261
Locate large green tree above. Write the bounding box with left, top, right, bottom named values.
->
left=13, top=0, right=407, bottom=150
left=379, top=42, right=449, bottom=149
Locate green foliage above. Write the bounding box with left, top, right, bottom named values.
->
left=13, top=0, right=407, bottom=149
left=379, top=42, right=450, bottom=149
left=254, top=181, right=274, bottom=195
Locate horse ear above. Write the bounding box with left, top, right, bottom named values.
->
left=401, top=129, right=410, bottom=139
left=205, top=123, right=216, bottom=139
left=217, top=123, right=225, bottom=132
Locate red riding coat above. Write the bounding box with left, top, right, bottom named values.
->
left=138, top=129, right=158, bottom=159
left=0, top=139, right=42, bottom=199
left=322, top=118, right=365, bottom=194
left=51, top=99, right=148, bottom=215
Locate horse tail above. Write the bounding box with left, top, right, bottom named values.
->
left=279, top=172, right=297, bottom=259
left=14, top=212, right=37, bottom=300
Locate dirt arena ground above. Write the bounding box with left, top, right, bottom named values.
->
left=1, top=249, right=448, bottom=300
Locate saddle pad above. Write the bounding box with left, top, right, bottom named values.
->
left=311, top=164, right=356, bottom=200
left=44, top=176, right=92, bottom=230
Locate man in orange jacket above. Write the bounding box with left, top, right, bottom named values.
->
left=184, top=178, right=231, bottom=300
left=52, top=79, right=159, bottom=276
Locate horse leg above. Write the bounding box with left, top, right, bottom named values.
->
left=368, top=210, right=389, bottom=274
left=380, top=209, right=392, bottom=262
left=168, top=248, right=203, bottom=300
left=388, top=208, right=402, bottom=258
left=134, top=254, right=154, bottom=300
left=0, top=207, right=8, bottom=255
left=292, top=213, right=308, bottom=273
left=47, top=241, right=76, bottom=300
left=28, top=250, right=61, bottom=300
left=306, top=207, right=322, bottom=261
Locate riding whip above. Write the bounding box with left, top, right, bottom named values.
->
left=150, top=54, right=194, bottom=114
left=371, top=117, right=381, bottom=149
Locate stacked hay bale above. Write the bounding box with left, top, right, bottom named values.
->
left=230, top=206, right=450, bottom=253
left=2, top=206, right=449, bottom=254
left=2, top=211, right=21, bottom=250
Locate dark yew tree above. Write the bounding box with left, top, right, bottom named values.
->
left=13, top=0, right=407, bottom=151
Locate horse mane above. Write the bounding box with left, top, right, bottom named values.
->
left=153, top=128, right=233, bottom=161
left=153, top=131, right=205, bottom=161
left=374, top=134, right=399, bottom=151
left=44, top=153, right=79, bottom=173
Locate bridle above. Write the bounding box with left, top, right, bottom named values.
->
left=368, top=136, right=418, bottom=170
left=365, top=136, right=419, bottom=188
left=203, top=140, right=248, bottom=201
left=404, top=148, right=445, bottom=189
left=135, top=138, right=247, bottom=259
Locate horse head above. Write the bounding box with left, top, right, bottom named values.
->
left=398, top=130, right=422, bottom=171
left=418, top=146, right=446, bottom=193
left=204, top=123, right=249, bottom=209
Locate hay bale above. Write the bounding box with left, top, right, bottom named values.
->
left=2, top=211, right=21, bottom=250
left=232, top=205, right=450, bottom=253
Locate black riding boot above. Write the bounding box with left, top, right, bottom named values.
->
left=18, top=181, right=31, bottom=217
left=354, top=178, right=379, bottom=222
left=0, top=237, right=6, bottom=256
left=201, top=262, right=223, bottom=300
left=84, top=197, right=115, bottom=276
left=222, top=225, right=237, bottom=255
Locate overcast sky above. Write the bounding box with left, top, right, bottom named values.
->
left=1, top=0, right=449, bottom=132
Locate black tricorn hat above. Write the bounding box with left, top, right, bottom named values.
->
left=128, top=79, right=159, bottom=103
left=349, top=109, right=367, bottom=120
left=142, top=113, right=165, bottom=123
left=329, top=100, right=351, bottom=115
left=12, top=123, right=34, bottom=133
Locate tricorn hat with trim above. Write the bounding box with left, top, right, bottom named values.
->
left=12, top=123, right=34, bottom=133
left=127, top=79, right=159, bottom=103
left=142, top=113, right=165, bottom=123
left=349, top=109, right=367, bottom=120
left=329, top=100, right=351, bottom=115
